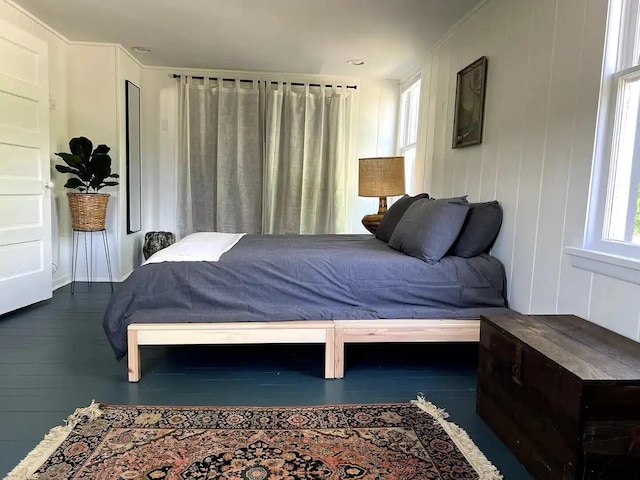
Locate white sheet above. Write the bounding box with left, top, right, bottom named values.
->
left=144, top=232, right=246, bottom=264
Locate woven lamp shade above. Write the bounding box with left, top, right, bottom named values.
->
left=358, top=157, right=406, bottom=234
left=358, top=156, right=406, bottom=197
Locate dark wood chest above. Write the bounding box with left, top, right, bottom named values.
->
left=477, top=314, right=640, bottom=480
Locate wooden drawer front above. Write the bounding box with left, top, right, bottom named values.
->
left=478, top=323, right=582, bottom=479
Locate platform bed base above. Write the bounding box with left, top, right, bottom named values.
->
left=127, top=319, right=480, bottom=382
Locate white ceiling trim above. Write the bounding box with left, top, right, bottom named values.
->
left=430, top=0, right=490, bottom=54
left=6, top=0, right=68, bottom=42
left=6, top=0, right=144, bottom=68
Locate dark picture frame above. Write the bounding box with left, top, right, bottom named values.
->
left=125, top=80, right=142, bottom=234
left=452, top=56, right=488, bottom=149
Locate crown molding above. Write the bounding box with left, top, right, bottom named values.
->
left=5, top=0, right=144, bottom=68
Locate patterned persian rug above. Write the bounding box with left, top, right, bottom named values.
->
left=7, top=396, right=502, bottom=479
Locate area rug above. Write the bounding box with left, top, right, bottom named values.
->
left=7, top=396, right=502, bottom=479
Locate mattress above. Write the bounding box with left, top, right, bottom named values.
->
left=103, top=234, right=509, bottom=359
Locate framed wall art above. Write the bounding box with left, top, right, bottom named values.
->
left=452, top=56, right=488, bottom=149
left=125, top=80, right=142, bottom=234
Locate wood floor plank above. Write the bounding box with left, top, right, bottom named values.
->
left=0, top=283, right=531, bottom=479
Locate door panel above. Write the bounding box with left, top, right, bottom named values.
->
left=0, top=19, right=51, bottom=315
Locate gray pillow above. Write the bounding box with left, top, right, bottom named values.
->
left=452, top=201, right=503, bottom=257
left=376, top=193, right=430, bottom=243
left=388, top=197, right=469, bottom=263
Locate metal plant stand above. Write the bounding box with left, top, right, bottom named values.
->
left=71, top=229, right=113, bottom=293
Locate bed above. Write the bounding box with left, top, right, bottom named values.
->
left=103, top=233, right=511, bottom=381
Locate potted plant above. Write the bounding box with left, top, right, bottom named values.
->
left=55, top=137, right=119, bottom=231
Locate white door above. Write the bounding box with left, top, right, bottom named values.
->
left=0, top=19, right=51, bottom=315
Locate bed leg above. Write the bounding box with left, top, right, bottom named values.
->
left=128, top=329, right=141, bottom=382
left=334, top=329, right=345, bottom=379
left=324, top=328, right=336, bottom=379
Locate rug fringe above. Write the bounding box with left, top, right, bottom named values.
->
left=4, top=401, right=104, bottom=480
left=412, top=394, right=503, bottom=480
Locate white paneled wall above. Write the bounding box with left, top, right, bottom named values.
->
left=419, top=0, right=640, bottom=340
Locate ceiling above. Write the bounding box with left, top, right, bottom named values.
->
left=14, top=0, right=481, bottom=79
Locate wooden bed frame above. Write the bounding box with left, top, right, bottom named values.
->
left=127, top=319, right=480, bottom=382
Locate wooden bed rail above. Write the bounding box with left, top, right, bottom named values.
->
left=127, top=319, right=480, bottom=382
left=332, top=319, right=481, bottom=378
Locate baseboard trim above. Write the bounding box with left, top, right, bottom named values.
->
left=53, top=275, right=71, bottom=291
left=53, top=269, right=132, bottom=291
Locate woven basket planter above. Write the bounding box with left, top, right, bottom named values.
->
left=67, top=193, right=110, bottom=231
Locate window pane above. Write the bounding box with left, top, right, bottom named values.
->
left=403, top=145, right=416, bottom=194
left=605, top=75, right=640, bottom=244
left=399, top=90, right=410, bottom=148
left=407, top=81, right=421, bottom=145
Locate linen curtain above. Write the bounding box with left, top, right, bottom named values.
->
left=177, top=77, right=263, bottom=237
left=176, top=77, right=354, bottom=236
left=263, top=84, right=353, bottom=234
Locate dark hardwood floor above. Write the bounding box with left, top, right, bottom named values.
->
left=0, top=283, right=531, bottom=478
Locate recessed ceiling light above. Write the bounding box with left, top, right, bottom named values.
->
left=131, top=46, right=152, bottom=53
left=347, top=59, right=365, bottom=66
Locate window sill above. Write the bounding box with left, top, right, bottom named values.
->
left=564, top=247, right=640, bottom=285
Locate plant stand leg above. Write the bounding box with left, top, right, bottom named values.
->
left=71, top=230, right=81, bottom=294
left=101, top=230, right=113, bottom=293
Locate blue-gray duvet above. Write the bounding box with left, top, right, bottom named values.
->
left=103, top=235, right=509, bottom=359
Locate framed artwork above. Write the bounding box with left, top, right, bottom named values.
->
left=452, top=56, right=488, bottom=149
left=125, top=80, right=142, bottom=234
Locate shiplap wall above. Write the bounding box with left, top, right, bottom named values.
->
left=419, top=0, right=640, bottom=340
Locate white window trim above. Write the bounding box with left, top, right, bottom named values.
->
left=565, top=246, right=640, bottom=285
left=576, top=0, right=640, bottom=281
left=397, top=75, right=421, bottom=194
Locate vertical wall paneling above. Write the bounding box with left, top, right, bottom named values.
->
left=490, top=0, right=534, bottom=303
left=477, top=0, right=509, bottom=203
left=589, top=275, right=640, bottom=341
left=530, top=0, right=584, bottom=312
left=418, top=0, right=640, bottom=339
left=556, top=0, right=609, bottom=318
left=432, top=39, right=452, bottom=199
left=509, top=0, right=557, bottom=312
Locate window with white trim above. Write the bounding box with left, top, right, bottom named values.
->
left=588, top=0, right=640, bottom=258
left=398, top=78, right=421, bottom=194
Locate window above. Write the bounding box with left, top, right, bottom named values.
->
left=398, top=78, right=421, bottom=193
left=588, top=0, right=640, bottom=258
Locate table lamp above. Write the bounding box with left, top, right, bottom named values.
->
left=358, top=156, right=406, bottom=234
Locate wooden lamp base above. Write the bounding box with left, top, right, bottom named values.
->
left=361, top=197, right=388, bottom=234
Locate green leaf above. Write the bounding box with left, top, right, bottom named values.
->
left=101, top=181, right=119, bottom=187
left=108, top=173, right=120, bottom=179
left=55, top=152, right=84, bottom=169
left=69, top=137, right=92, bottom=161
left=55, top=165, right=81, bottom=175
left=91, top=153, right=112, bottom=180
left=93, top=144, right=110, bottom=155
left=64, top=177, right=86, bottom=190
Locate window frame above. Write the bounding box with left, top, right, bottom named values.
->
left=586, top=0, right=640, bottom=260
left=397, top=75, right=421, bottom=194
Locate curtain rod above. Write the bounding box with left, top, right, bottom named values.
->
left=172, top=74, right=357, bottom=90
